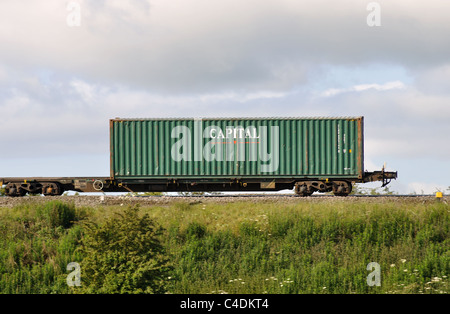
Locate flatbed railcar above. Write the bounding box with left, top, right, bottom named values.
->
left=1, top=117, right=397, bottom=197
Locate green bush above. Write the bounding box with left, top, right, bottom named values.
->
left=36, top=201, right=76, bottom=229
left=185, top=221, right=207, bottom=239
left=77, top=205, right=172, bottom=294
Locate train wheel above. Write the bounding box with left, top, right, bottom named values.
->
left=332, top=181, right=352, bottom=196
left=42, top=183, right=64, bottom=196
left=5, top=183, right=26, bottom=197
left=294, top=182, right=314, bottom=197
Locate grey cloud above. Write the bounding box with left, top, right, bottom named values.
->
left=1, top=1, right=450, bottom=93
left=312, top=87, right=450, bottom=161
left=413, top=64, right=450, bottom=95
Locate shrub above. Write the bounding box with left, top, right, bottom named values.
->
left=185, top=222, right=207, bottom=239
left=77, top=205, right=172, bottom=294
left=36, top=201, right=76, bottom=229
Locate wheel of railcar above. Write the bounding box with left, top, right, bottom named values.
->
left=6, top=185, right=16, bottom=197
left=294, top=182, right=314, bottom=197
left=332, top=181, right=352, bottom=196
left=42, top=182, right=64, bottom=196
left=5, top=185, right=13, bottom=196
left=5, top=183, right=26, bottom=197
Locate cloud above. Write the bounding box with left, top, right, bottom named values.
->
left=315, top=87, right=450, bottom=161
left=407, top=182, right=448, bottom=195
left=413, top=64, right=450, bottom=95
left=1, top=0, right=450, bottom=94
left=321, top=80, right=406, bottom=97
left=0, top=75, right=296, bottom=158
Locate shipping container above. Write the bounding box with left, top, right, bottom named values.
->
left=110, top=117, right=364, bottom=180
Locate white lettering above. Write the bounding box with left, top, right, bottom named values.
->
left=171, top=126, right=191, bottom=161
left=180, top=298, right=214, bottom=311
left=226, top=127, right=233, bottom=138
left=367, top=262, right=381, bottom=286
left=66, top=2, right=81, bottom=27
left=259, top=126, right=279, bottom=173
left=204, top=126, right=223, bottom=161
left=367, top=2, right=381, bottom=27
left=171, top=121, right=279, bottom=173
left=66, top=262, right=81, bottom=287
left=194, top=119, right=203, bottom=161
left=217, top=129, right=225, bottom=139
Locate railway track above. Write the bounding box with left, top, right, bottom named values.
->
left=0, top=193, right=446, bottom=209
left=132, top=193, right=441, bottom=198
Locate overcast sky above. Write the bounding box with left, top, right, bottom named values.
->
left=0, top=0, right=449, bottom=194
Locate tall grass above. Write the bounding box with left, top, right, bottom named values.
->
left=156, top=200, right=449, bottom=294
left=0, top=198, right=448, bottom=294
left=0, top=201, right=87, bottom=293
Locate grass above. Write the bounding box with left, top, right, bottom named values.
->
left=0, top=201, right=88, bottom=293
left=0, top=198, right=448, bottom=294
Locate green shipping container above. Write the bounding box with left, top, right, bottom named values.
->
left=110, top=117, right=364, bottom=180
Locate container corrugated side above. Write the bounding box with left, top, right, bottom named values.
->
left=110, top=117, right=364, bottom=179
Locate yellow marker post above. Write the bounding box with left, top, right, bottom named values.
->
left=436, top=192, right=443, bottom=201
